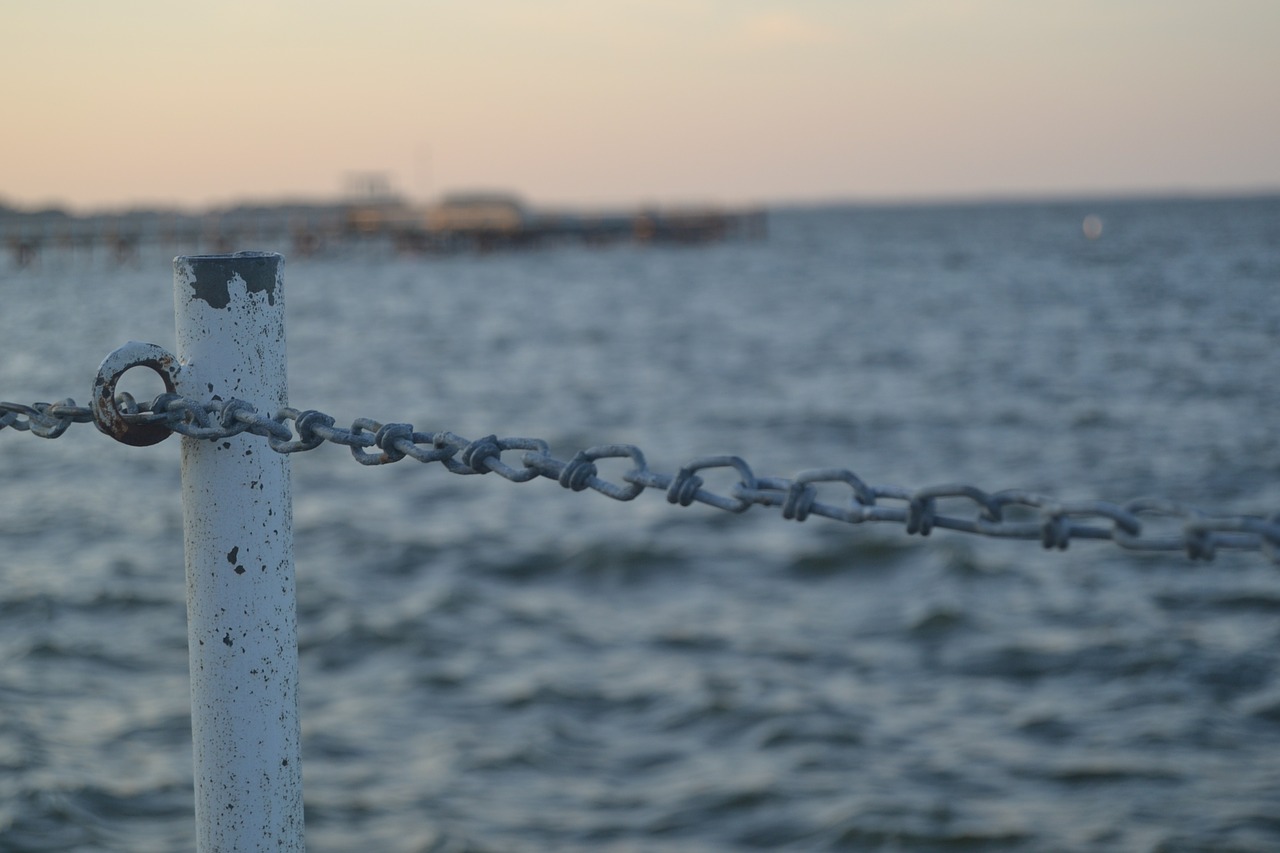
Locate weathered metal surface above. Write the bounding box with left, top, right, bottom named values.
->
left=8, top=378, right=1280, bottom=563
left=172, top=252, right=303, bottom=852
left=90, top=341, right=180, bottom=446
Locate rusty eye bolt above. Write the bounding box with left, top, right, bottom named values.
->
left=91, top=341, right=182, bottom=447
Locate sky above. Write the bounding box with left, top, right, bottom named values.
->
left=2, top=0, right=1278, bottom=212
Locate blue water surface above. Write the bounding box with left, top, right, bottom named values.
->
left=2, top=196, right=1279, bottom=851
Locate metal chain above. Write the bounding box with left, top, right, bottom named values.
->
left=3, top=395, right=1279, bottom=564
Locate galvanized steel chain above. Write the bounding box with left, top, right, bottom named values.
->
left=4, top=392, right=1279, bottom=565
left=1, top=400, right=97, bottom=438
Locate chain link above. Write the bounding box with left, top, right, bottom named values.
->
left=1, top=400, right=96, bottom=438
left=3, top=395, right=1279, bottom=564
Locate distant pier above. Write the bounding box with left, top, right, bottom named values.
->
left=0, top=194, right=766, bottom=269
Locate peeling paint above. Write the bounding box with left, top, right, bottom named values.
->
left=175, top=253, right=301, bottom=851
left=184, top=252, right=280, bottom=309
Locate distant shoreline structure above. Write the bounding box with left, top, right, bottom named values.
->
left=0, top=190, right=768, bottom=268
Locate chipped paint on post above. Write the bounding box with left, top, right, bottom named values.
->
left=173, top=253, right=303, bottom=852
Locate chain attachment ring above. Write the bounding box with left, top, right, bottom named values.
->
left=91, top=341, right=181, bottom=446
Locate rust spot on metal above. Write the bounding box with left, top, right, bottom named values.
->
left=91, top=342, right=181, bottom=447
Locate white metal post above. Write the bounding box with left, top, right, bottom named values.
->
left=173, top=252, right=303, bottom=851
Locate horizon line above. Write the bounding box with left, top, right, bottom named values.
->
left=3, top=184, right=1279, bottom=219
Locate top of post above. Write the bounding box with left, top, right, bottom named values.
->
left=174, top=252, right=283, bottom=310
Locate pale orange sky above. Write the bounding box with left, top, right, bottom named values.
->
left=2, top=0, right=1278, bottom=212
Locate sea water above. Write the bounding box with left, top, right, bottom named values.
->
left=2, top=196, right=1279, bottom=851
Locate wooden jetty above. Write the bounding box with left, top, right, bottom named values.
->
left=0, top=195, right=767, bottom=269
left=325, top=192, right=767, bottom=254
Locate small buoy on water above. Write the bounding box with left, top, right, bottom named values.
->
left=1082, top=214, right=1103, bottom=240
